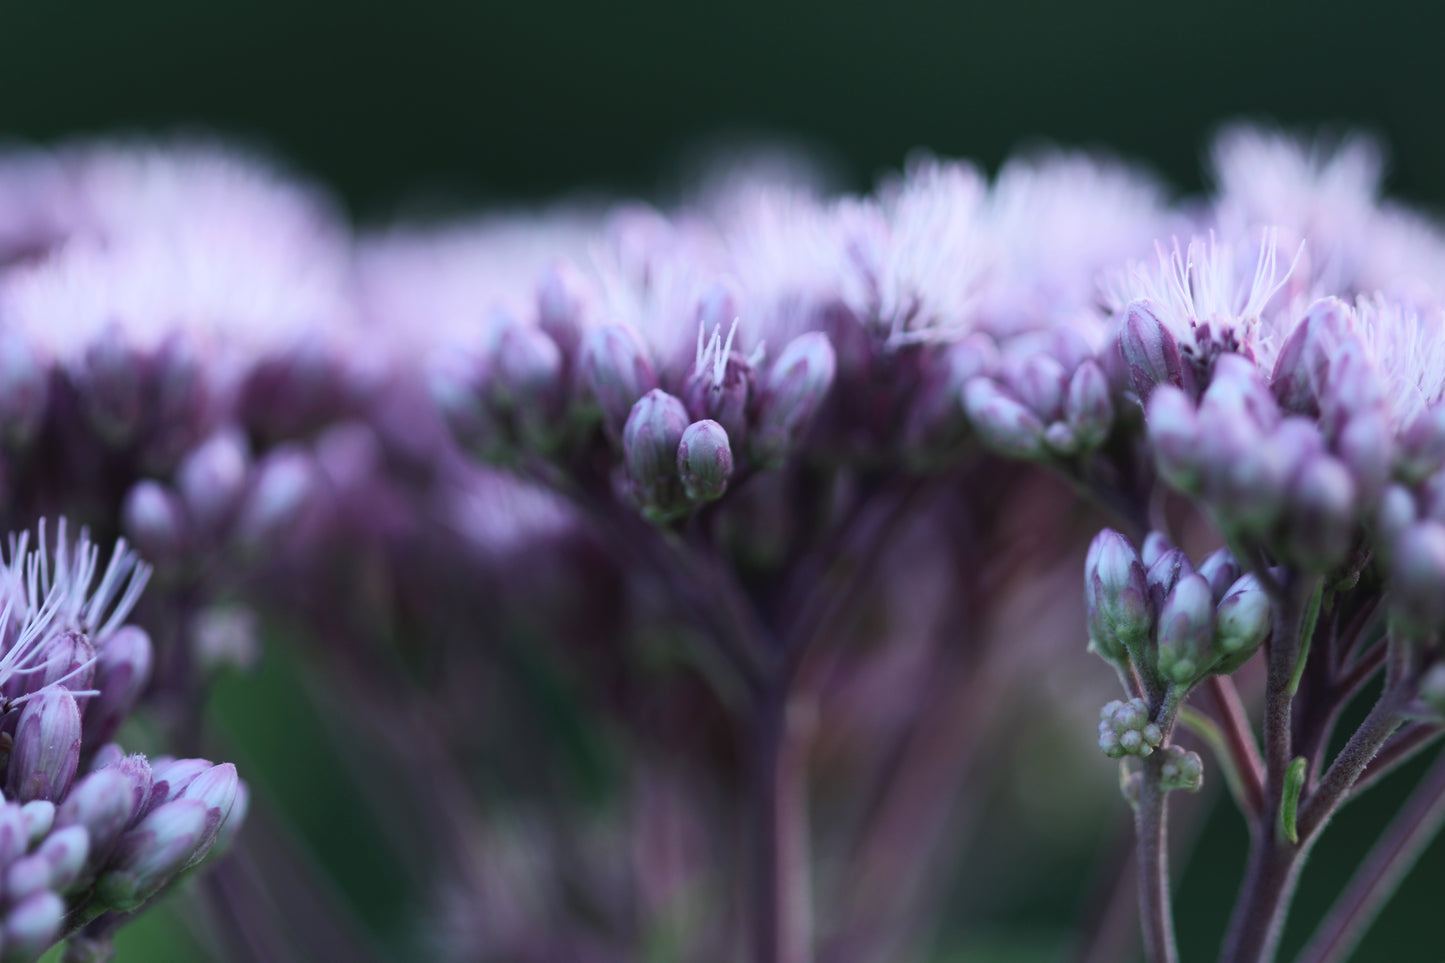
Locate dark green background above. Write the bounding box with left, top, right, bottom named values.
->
left=4, top=0, right=1443, bottom=216
left=7, top=2, right=1445, bottom=960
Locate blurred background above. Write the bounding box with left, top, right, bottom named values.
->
left=5, top=1, right=1445, bottom=959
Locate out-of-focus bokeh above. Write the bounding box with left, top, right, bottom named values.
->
left=8, top=2, right=1445, bottom=960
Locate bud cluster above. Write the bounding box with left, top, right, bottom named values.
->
left=121, top=431, right=319, bottom=573
left=961, top=338, right=1115, bottom=461
left=0, top=522, right=246, bottom=959
left=1098, top=698, right=1163, bottom=758
left=1086, top=530, right=1273, bottom=688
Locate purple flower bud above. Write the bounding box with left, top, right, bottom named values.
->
left=95, top=798, right=210, bottom=911
left=1085, top=530, right=1153, bottom=666
left=1377, top=484, right=1418, bottom=547
left=580, top=324, right=658, bottom=440
left=1065, top=360, right=1114, bottom=450
left=1043, top=421, right=1078, bottom=455
left=1215, top=574, right=1272, bottom=658
left=962, top=378, right=1046, bottom=460
left=82, top=626, right=153, bottom=755
left=58, top=765, right=151, bottom=864
left=211, top=779, right=249, bottom=856
left=1004, top=354, right=1068, bottom=421
left=0, top=806, right=27, bottom=869
left=1141, top=532, right=1174, bottom=570
left=177, top=431, right=250, bottom=535
left=535, top=260, right=589, bottom=359
left=235, top=449, right=315, bottom=549
left=8, top=824, right=88, bottom=898
left=7, top=687, right=81, bottom=803
left=1196, top=548, right=1241, bottom=604
left=1336, top=408, right=1394, bottom=504
left=676, top=420, right=734, bottom=503
left=177, top=762, right=239, bottom=861
left=2, top=890, right=64, bottom=962
left=1117, top=299, right=1183, bottom=401
left=1270, top=297, right=1351, bottom=415
left=1391, top=521, right=1445, bottom=626
left=122, top=481, right=188, bottom=568
left=1146, top=548, right=1194, bottom=612
left=1147, top=385, right=1202, bottom=491
left=0, top=332, right=48, bottom=447
left=1397, top=405, right=1445, bottom=485
left=492, top=322, right=564, bottom=427
left=21, top=801, right=53, bottom=846
left=1286, top=454, right=1358, bottom=570
left=623, top=390, right=690, bottom=521
left=150, top=758, right=213, bottom=806
left=752, top=332, right=837, bottom=468
left=1157, top=574, right=1216, bottom=684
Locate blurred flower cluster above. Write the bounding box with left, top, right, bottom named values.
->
left=0, top=126, right=1443, bottom=961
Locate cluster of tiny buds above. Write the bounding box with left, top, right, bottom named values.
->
left=121, top=428, right=318, bottom=572
left=961, top=335, right=1115, bottom=462
left=1134, top=297, right=1409, bottom=573
left=1119, top=745, right=1206, bottom=804
left=1098, top=698, right=1164, bottom=758
left=1087, top=529, right=1273, bottom=688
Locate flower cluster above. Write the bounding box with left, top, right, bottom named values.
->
left=0, top=521, right=244, bottom=960
left=3, top=125, right=1445, bottom=963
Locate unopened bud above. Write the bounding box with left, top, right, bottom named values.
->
left=752, top=332, right=837, bottom=467
left=58, top=762, right=152, bottom=865
left=1285, top=454, right=1357, bottom=570
left=535, top=260, right=589, bottom=359
left=177, top=431, right=250, bottom=535
left=82, top=626, right=153, bottom=754
left=1196, top=548, right=1241, bottom=604
left=1214, top=573, right=1272, bottom=664
left=676, top=420, right=733, bottom=503
left=1398, top=405, right=1445, bottom=485
left=1005, top=354, right=1068, bottom=421
left=963, top=377, right=1046, bottom=459
left=21, top=802, right=53, bottom=846
left=1141, top=532, right=1174, bottom=570
left=1156, top=574, right=1216, bottom=684
left=2, top=890, right=64, bottom=962
left=1117, top=299, right=1183, bottom=401
left=580, top=324, right=657, bottom=439
left=1377, top=484, right=1418, bottom=548
left=1146, top=385, right=1201, bottom=491
left=235, top=449, right=314, bottom=549
left=95, top=798, right=210, bottom=910
left=1065, top=360, right=1114, bottom=450
left=1270, top=297, right=1351, bottom=415
left=623, top=390, right=690, bottom=521
left=1158, top=745, right=1204, bottom=792
left=211, top=779, right=249, bottom=856
left=1391, top=521, right=1445, bottom=627
left=1085, top=530, right=1152, bottom=666
left=122, top=481, right=187, bottom=567
left=1146, top=548, right=1194, bottom=612
left=493, top=323, right=565, bottom=439
left=8, top=687, right=81, bottom=803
